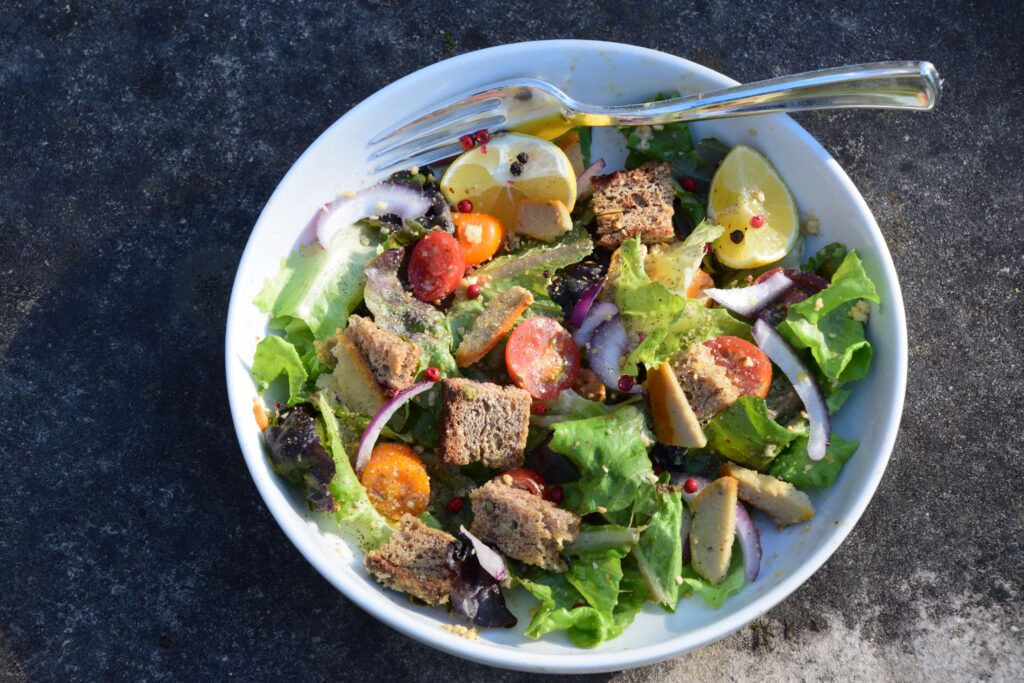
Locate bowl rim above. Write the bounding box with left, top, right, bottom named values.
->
left=224, top=39, right=908, bottom=673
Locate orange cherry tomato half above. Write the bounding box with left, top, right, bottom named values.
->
left=408, top=230, right=464, bottom=302
left=505, top=317, right=580, bottom=400
left=453, top=212, right=504, bottom=266
left=502, top=468, right=546, bottom=497
left=686, top=268, right=715, bottom=299
left=703, top=335, right=772, bottom=398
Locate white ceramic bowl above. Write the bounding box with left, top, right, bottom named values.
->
left=225, top=40, right=907, bottom=674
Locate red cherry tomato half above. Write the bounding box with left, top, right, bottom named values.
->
left=703, top=335, right=772, bottom=398
left=408, top=231, right=465, bottom=302
left=505, top=317, right=580, bottom=400
left=502, top=468, right=546, bottom=497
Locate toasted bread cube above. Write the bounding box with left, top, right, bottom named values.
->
left=670, top=343, right=742, bottom=421
left=454, top=286, right=533, bottom=367
left=345, top=315, right=420, bottom=395
left=513, top=200, right=573, bottom=242
left=438, top=379, right=531, bottom=469
left=469, top=479, right=580, bottom=571
left=690, top=476, right=738, bottom=585
left=364, top=515, right=456, bottom=605
left=591, top=161, right=675, bottom=248
left=647, top=362, right=707, bottom=448
left=720, top=463, right=815, bottom=526
left=321, top=334, right=388, bottom=415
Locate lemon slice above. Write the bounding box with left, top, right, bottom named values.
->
left=440, top=133, right=576, bottom=230
left=709, top=145, right=799, bottom=270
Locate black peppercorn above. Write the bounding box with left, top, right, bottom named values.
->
left=516, top=152, right=529, bottom=164
left=510, top=161, right=523, bottom=176
left=730, top=229, right=744, bottom=244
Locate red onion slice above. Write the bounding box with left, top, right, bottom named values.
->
left=460, top=525, right=508, bottom=582
left=752, top=319, right=830, bottom=460
left=354, top=380, right=436, bottom=474
left=572, top=301, right=618, bottom=348
left=575, top=158, right=606, bottom=200
left=734, top=501, right=761, bottom=581
left=568, top=277, right=607, bottom=329
left=586, top=316, right=641, bottom=394
left=704, top=271, right=794, bottom=318
left=316, top=183, right=433, bottom=250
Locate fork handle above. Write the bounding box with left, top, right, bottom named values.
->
left=571, top=61, right=940, bottom=127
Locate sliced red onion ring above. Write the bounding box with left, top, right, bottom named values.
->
left=568, top=277, right=607, bottom=328
left=673, top=473, right=761, bottom=581
left=575, top=158, right=606, bottom=200
left=586, top=315, right=641, bottom=394
left=785, top=269, right=829, bottom=294
left=460, top=525, right=508, bottom=582
left=572, top=301, right=618, bottom=348
left=355, top=380, right=436, bottom=474
left=734, top=501, right=761, bottom=581
left=704, top=271, right=794, bottom=318
left=316, top=183, right=432, bottom=250
left=752, top=319, right=830, bottom=460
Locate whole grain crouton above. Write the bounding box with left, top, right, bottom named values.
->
left=720, top=463, right=815, bottom=526
left=438, top=379, right=531, bottom=469
left=469, top=479, right=580, bottom=571
left=590, top=161, right=675, bottom=248
left=455, top=286, right=533, bottom=367
left=345, top=315, right=420, bottom=395
left=670, top=343, right=742, bottom=421
left=363, top=514, right=456, bottom=605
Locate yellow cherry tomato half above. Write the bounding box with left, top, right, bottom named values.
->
left=453, top=212, right=504, bottom=266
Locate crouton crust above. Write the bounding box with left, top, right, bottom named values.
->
left=468, top=479, right=580, bottom=571
left=670, top=343, right=742, bottom=421
left=438, top=379, right=531, bottom=469
left=363, top=514, right=456, bottom=605
left=590, top=161, right=676, bottom=248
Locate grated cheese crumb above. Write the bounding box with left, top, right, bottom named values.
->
left=463, top=222, right=483, bottom=245
left=849, top=300, right=871, bottom=322
left=441, top=624, right=479, bottom=640
left=674, top=575, right=684, bottom=586
left=814, top=297, right=824, bottom=311
left=596, top=506, right=607, bottom=514
left=341, top=190, right=356, bottom=198
left=375, top=200, right=389, bottom=212
left=804, top=216, right=821, bottom=235
left=501, top=474, right=513, bottom=486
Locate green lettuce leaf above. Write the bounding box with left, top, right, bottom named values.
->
left=802, top=242, right=848, bottom=280
left=679, top=547, right=746, bottom=609
left=644, top=220, right=724, bottom=299
left=313, top=393, right=392, bottom=550
left=518, top=546, right=629, bottom=648
left=447, top=228, right=593, bottom=346
left=363, top=248, right=459, bottom=376
left=777, top=251, right=880, bottom=384
left=614, top=237, right=749, bottom=374
left=613, top=559, right=651, bottom=631
left=252, top=335, right=308, bottom=405
left=549, top=405, right=655, bottom=515
left=255, top=228, right=379, bottom=339
left=769, top=433, right=860, bottom=489
left=704, top=396, right=801, bottom=471
left=630, top=482, right=684, bottom=609
left=529, top=389, right=617, bottom=430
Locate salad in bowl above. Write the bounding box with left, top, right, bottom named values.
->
left=247, top=107, right=879, bottom=648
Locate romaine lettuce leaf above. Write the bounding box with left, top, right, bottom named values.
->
left=255, top=228, right=379, bottom=339
left=363, top=248, right=459, bottom=376
left=549, top=405, right=655, bottom=515
left=704, top=396, right=801, bottom=471
left=630, top=482, right=684, bottom=609
left=252, top=335, right=308, bottom=405
left=313, top=393, right=391, bottom=550
left=777, top=251, right=880, bottom=384
left=518, top=547, right=628, bottom=648
left=447, top=228, right=593, bottom=346
left=614, top=237, right=749, bottom=374
left=644, top=220, right=724, bottom=299
left=768, top=432, right=859, bottom=489
left=529, top=388, right=617, bottom=430
left=679, top=546, right=746, bottom=609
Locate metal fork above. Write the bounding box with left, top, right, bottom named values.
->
left=367, top=61, right=940, bottom=173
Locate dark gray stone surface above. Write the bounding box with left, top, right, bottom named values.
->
left=2, top=0, right=1021, bottom=680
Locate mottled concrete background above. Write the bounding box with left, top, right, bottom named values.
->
left=2, top=0, right=1022, bottom=680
